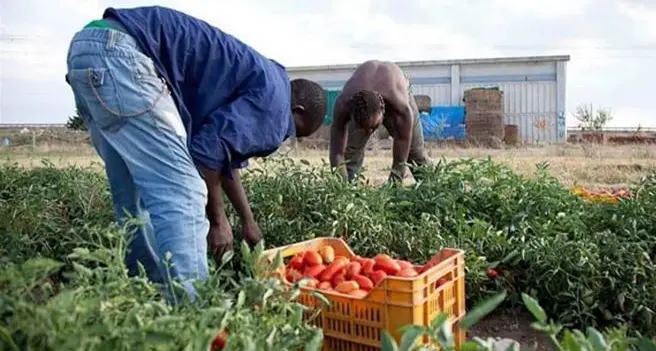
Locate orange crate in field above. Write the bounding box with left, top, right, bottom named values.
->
left=263, top=237, right=466, bottom=351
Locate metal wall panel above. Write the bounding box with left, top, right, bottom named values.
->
left=411, top=84, right=451, bottom=106
left=460, top=81, right=558, bottom=142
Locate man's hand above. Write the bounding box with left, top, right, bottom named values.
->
left=241, top=219, right=262, bottom=247
left=208, top=218, right=233, bottom=265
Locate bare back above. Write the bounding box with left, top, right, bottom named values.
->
left=334, top=60, right=410, bottom=122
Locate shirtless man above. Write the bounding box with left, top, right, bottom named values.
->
left=329, top=60, right=431, bottom=183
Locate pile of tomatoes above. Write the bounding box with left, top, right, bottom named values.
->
left=571, top=184, right=632, bottom=204
left=280, top=246, right=434, bottom=298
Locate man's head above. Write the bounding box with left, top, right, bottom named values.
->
left=346, top=90, right=385, bottom=135
left=290, top=78, right=327, bottom=137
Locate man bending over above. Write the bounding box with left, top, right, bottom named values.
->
left=329, top=60, right=430, bottom=183
left=65, top=5, right=326, bottom=301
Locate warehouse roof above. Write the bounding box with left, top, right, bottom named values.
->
left=286, top=55, right=571, bottom=72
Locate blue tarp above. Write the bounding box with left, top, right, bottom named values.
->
left=420, top=106, right=466, bottom=141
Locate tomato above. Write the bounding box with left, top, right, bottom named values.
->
left=319, top=246, right=335, bottom=264
left=353, top=274, right=374, bottom=291
left=374, top=256, right=401, bottom=275
left=345, top=261, right=362, bottom=279
left=396, top=260, right=414, bottom=270
left=361, top=259, right=376, bottom=275
left=348, top=289, right=369, bottom=298
left=435, top=277, right=448, bottom=288
left=303, top=250, right=323, bottom=266
left=318, top=281, right=332, bottom=290
left=319, top=258, right=349, bottom=282
left=303, top=264, right=326, bottom=279
left=288, top=256, right=304, bottom=271
left=486, top=268, right=498, bottom=280
left=331, top=273, right=346, bottom=287
left=396, top=268, right=419, bottom=277
left=211, top=328, right=229, bottom=350
left=374, top=254, right=393, bottom=261
left=335, top=280, right=360, bottom=294
left=370, top=270, right=387, bottom=286
left=285, top=269, right=302, bottom=283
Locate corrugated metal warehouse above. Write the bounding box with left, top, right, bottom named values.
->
left=287, top=55, right=570, bottom=143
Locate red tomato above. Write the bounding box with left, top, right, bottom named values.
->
left=345, top=261, right=362, bottom=279
left=288, top=256, right=304, bottom=271
left=370, top=270, right=387, bottom=286
left=211, top=329, right=229, bottom=350
left=303, top=250, right=323, bottom=266
left=486, top=268, right=498, bottom=280
left=435, top=277, right=448, bottom=288
left=396, top=260, right=414, bottom=270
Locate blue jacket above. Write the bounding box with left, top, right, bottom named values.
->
left=104, top=6, right=295, bottom=175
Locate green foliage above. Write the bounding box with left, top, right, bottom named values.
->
left=387, top=292, right=656, bottom=351
left=242, top=157, right=656, bottom=334
left=65, top=110, right=87, bottom=131
left=1, top=156, right=656, bottom=349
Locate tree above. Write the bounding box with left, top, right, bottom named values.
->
left=573, top=103, right=613, bottom=131
left=65, top=110, right=87, bottom=131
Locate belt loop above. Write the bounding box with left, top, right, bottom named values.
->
left=107, top=29, right=117, bottom=49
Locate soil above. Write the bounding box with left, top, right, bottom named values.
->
left=467, top=310, right=553, bottom=351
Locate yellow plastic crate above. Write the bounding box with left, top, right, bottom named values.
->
left=263, top=237, right=466, bottom=351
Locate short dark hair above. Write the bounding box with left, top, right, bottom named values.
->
left=290, top=78, right=327, bottom=130
left=346, top=90, right=385, bottom=126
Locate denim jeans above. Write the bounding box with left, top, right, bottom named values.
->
left=65, top=27, right=209, bottom=303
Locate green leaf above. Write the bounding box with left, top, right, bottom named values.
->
left=460, top=341, right=483, bottom=351
left=144, top=330, right=176, bottom=344
left=398, top=325, right=424, bottom=351
left=221, top=250, right=235, bottom=265
left=309, top=290, right=331, bottom=307
left=271, top=251, right=283, bottom=271
left=236, top=290, right=246, bottom=309
left=459, top=290, right=507, bottom=330
left=72, top=262, right=94, bottom=277
left=633, top=338, right=656, bottom=351
left=586, top=327, right=607, bottom=351
left=304, top=329, right=324, bottom=351
left=521, top=293, right=547, bottom=323
left=266, top=327, right=277, bottom=346
left=381, top=331, right=400, bottom=351
left=429, top=313, right=449, bottom=331
left=262, top=289, right=274, bottom=307
left=0, top=326, right=19, bottom=351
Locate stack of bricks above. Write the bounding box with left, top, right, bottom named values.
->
left=414, top=94, right=432, bottom=114
left=464, top=88, right=505, bottom=147
left=504, top=124, right=519, bottom=145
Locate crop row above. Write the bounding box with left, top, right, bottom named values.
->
left=1, top=157, right=656, bottom=349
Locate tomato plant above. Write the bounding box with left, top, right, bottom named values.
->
left=2, top=155, right=656, bottom=350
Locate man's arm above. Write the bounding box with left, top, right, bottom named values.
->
left=329, top=98, right=349, bottom=179
left=199, top=167, right=229, bottom=227
left=220, top=168, right=254, bottom=224
left=389, top=102, right=414, bottom=183
left=199, top=166, right=234, bottom=261
left=220, top=167, right=262, bottom=246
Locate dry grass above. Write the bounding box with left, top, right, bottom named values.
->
left=2, top=143, right=656, bottom=188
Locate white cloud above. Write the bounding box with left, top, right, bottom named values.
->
left=497, top=0, right=592, bottom=18
left=617, top=1, right=656, bottom=39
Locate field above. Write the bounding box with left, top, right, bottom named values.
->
left=2, top=139, right=656, bottom=350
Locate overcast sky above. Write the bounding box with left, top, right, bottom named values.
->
left=1, top=0, right=655, bottom=127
